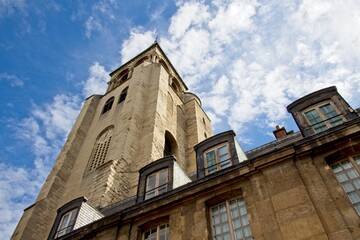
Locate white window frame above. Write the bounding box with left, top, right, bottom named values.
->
left=204, top=143, right=231, bottom=175
left=143, top=223, right=169, bottom=240
left=55, top=208, right=78, bottom=238
left=210, top=198, right=252, bottom=240
left=331, top=155, right=360, bottom=215
left=145, top=169, right=168, bottom=200
left=302, top=101, right=345, bottom=133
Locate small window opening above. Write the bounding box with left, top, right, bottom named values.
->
left=164, top=139, right=172, bottom=157
left=163, top=131, right=178, bottom=158
left=102, top=97, right=114, bottom=114
left=118, top=87, right=129, bottom=104
left=171, top=82, right=178, bottom=91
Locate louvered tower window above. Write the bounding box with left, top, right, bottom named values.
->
left=88, top=129, right=113, bottom=171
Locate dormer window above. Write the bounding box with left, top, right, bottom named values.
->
left=137, top=156, right=191, bottom=203
left=204, top=143, right=231, bottom=175
left=145, top=169, right=168, bottom=200
left=48, top=197, right=103, bottom=239
left=194, top=131, right=247, bottom=179
left=55, top=208, right=78, bottom=238
left=304, top=102, right=343, bottom=133
left=287, top=86, right=358, bottom=137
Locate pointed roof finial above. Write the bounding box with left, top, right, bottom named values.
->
left=154, top=35, right=159, bottom=43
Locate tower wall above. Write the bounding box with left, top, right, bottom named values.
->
left=12, top=44, right=212, bottom=239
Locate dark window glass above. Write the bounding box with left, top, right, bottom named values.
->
left=119, top=87, right=128, bottom=104
left=102, top=97, right=114, bottom=114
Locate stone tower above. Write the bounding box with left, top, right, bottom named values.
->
left=12, top=43, right=212, bottom=240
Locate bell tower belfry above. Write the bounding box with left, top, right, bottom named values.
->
left=12, top=43, right=212, bottom=240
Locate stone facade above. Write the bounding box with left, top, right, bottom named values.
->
left=12, top=43, right=360, bottom=240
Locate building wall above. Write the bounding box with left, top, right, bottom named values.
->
left=11, top=44, right=213, bottom=240
left=59, top=123, right=360, bottom=240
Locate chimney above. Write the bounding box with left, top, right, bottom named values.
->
left=273, top=125, right=288, bottom=140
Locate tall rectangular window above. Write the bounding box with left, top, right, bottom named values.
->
left=210, top=198, right=252, bottom=240
left=331, top=155, right=360, bottom=215
left=55, top=208, right=78, bottom=238
left=303, top=102, right=343, bottom=133
left=319, top=104, right=343, bottom=127
left=305, top=109, right=328, bottom=132
left=204, top=144, right=231, bottom=175
left=143, top=223, right=169, bottom=240
left=145, top=169, right=168, bottom=200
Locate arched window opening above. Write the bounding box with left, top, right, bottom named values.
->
left=134, top=56, right=148, bottom=68
left=117, top=69, right=129, bottom=83
left=171, top=82, right=178, bottom=91
left=88, top=128, right=113, bottom=171
left=164, top=139, right=172, bottom=157
left=102, top=97, right=114, bottom=114
left=163, top=131, right=177, bottom=158
left=118, top=87, right=129, bottom=104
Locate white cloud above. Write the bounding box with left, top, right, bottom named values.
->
left=82, top=62, right=109, bottom=97
left=0, top=73, right=24, bottom=87
left=0, top=0, right=27, bottom=17
left=2, top=92, right=82, bottom=239
left=120, top=30, right=156, bottom=63
left=153, top=0, right=360, bottom=144
left=209, top=0, right=258, bottom=44
left=85, top=16, right=102, bottom=38
left=168, top=1, right=210, bottom=39
left=0, top=164, right=40, bottom=238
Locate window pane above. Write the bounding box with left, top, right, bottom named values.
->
left=332, top=163, right=342, bottom=173
left=147, top=175, right=156, bottom=190
left=219, top=203, right=227, bottom=212
left=222, top=223, right=229, bottom=233
left=206, top=151, right=216, bottom=165
left=231, top=209, right=239, bottom=218
left=214, top=225, right=221, bottom=235
left=223, top=233, right=231, bottom=240
left=320, top=104, right=343, bottom=127
left=221, top=213, right=227, bottom=222
left=342, top=182, right=355, bottom=193
left=347, top=169, right=359, bottom=179
left=213, top=215, right=220, bottom=224
left=353, top=179, right=360, bottom=189
left=305, top=110, right=323, bottom=124
left=241, top=216, right=249, bottom=226
left=219, top=145, right=228, bottom=157
left=235, top=229, right=243, bottom=239
left=349, top=192, right=360, bottom=204
left=305, top=109, right=328, bottom=132
left=342, top=160, right=352, bottom=169
left=233, top=218, right=241, bottom=229
left=159, top=170, right=168, bottom=185
left=210, top=199, right=252, bottom=240
left=243, top=226, right=252, bottom=237
left=336, top=172, right=349, bottom=182
left=239, top=206, right=247, bottom=215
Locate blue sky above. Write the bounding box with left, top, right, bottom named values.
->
left=1, top=0, right=360, bottom=238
